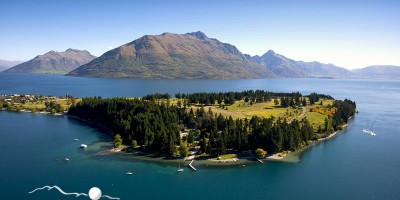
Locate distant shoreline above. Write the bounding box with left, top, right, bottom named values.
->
left=0, top=108, right=65, bottom=116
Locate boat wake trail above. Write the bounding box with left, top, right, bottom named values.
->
left=28, top=185, right=88, bottom=197
left=362, top=129, right=377, bottom=136
left=102, top=195, right=120, bottom=200
left=28, top=185, right=120, bottom=199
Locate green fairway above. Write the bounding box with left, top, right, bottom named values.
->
left=301, top=111, right=327, bottom=131
left=188, top=99, right=302, bottom=121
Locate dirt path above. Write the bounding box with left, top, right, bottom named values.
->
left=288, top=107, right=306, bottom=124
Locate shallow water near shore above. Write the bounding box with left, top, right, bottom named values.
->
left=1, top=74, right=400, bottom=199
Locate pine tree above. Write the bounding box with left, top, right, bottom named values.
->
left=113, top=134, right=123, bottom=148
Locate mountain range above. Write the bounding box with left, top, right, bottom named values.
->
left=352, top=65, right=400, bottom=80
left=66, top=31, right=356, bottom=79
left=4, top=49, right=96, bottom=74
left=67, top=31, right=273, bottom=79
left=0, top=59, right=23, bottom=72
left=3, top=31, right=399, bottom=80
left=252, top=50, right=354, bottom=78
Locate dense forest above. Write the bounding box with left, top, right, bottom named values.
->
left=68, top=90, right=355, bottom=157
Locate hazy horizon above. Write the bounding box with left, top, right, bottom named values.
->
left=1, top=0, right=399, bottom=69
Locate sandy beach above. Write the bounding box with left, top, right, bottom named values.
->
left=318, top=124, right=348, bottom=141
left=208, top=158, right=239, bottom=163
left=266, top=152, right=287, bottom=160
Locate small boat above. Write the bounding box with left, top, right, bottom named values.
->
left=126, top=172, right=133, bottom=175
left=74, top=139, right=79, bottom=141
left=80, top=144, right=88, bottom=148
left=64, top=158, right=70, bottom=161
left=177, top=164, right=184, bottom=172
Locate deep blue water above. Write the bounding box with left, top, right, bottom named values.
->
left=0, top=73, right=400, bottom=200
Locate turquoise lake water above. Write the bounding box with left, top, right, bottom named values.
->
left=0, top=73, right=399, bottom=199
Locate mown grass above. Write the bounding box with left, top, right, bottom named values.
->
left=320, top=99, right=334, bottom=106
left=219, top=154, right=237, bottom=159
left=298, top=98, right=334, bottom=131
left=189, top=99, right=299, bottom=121
left=13, top=98, right=81, bottom=112
left=20, top=101, right=46, bottom=109
left=155, top=97, right=332, bottom=129
left=301, top=112, right=327, bottom=131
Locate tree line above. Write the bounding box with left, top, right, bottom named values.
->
left=142, top=90, right=332, bottom=107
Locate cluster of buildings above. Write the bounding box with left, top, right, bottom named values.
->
left=0, top=94, right=57, bottom=104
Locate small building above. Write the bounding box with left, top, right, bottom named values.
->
left=180, top=131, right=189, bottom=139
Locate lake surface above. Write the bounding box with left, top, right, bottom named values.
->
left=1, top=73, right=400, bottom=199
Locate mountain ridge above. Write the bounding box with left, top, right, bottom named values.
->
left=252, top=50, right=355, bottom=78
left=5, top=31, right=398, bottom=79
left=0, top=59, right=24, bottom=72
left=4, top=49, right=96, bottom=74
left=67, top=31, right=275, bottom=79
left=352, top=65, right=400, bottom=80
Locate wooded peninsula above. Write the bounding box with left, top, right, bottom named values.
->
left=67, top=90, right=356, bottom=161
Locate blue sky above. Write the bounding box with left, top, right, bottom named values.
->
left=1, top=0, right=399, bottom=69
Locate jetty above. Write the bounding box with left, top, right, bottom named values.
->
left=188, top=160, right=197, bottom=171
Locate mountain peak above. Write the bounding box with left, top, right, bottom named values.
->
left=187, top=31, right=208, bottom=40
left=266, top=50, right=276, bottom=55
left=47, top=50, right=57, bottom=54
left=161, top=32, right=173, bottom=36
left=66, top=48, right=81, bottom=53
